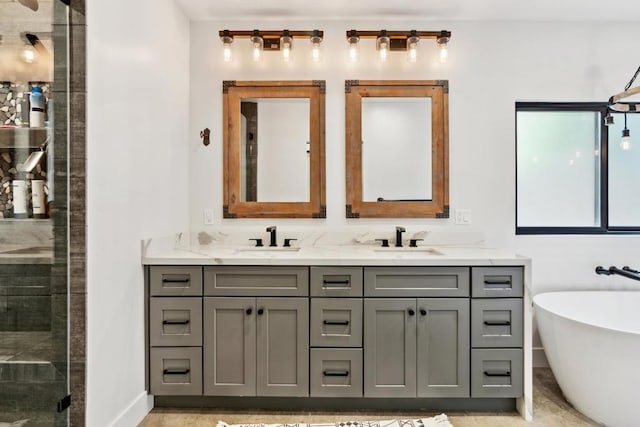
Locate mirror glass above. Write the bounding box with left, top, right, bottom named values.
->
left=223, top=81, right=325, bottom=218
left=240, top=98, right=310, bottom=202
left=362, top=97, right=432, bottom=201
left=345, top=80, right=449, bottom=218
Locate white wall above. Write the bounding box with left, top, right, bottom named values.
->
left=87, top=0, right=190, bottom=425
left=189, top=20, right=640, bottom=356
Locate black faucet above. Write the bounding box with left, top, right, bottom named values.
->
left=395, top=226, right=406, bottom=247
left=266, top=226, right=277, bottom=247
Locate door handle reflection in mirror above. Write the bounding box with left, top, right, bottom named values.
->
left=163, top=368, right=190, bottom=375
left=162, top=319, right=190, bottom=325
left=483, top=370, right=511, bottom=377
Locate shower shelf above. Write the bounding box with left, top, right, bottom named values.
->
left=0, top=128, right=48, bottom=149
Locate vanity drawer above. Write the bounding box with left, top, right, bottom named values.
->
left=310, top=348, right=363, bottom=397
left=311, top=298, right=362, bottom=347
left=311, top=267, right=363, bottom=297
left=150, top=347, right=203, bottom=396
left=150, top=266, right=203, bottom=296
left=364, top=267, right=469, bottom=297
left=471, top=349, right=523, bottom=398
left=471, top=299, right=523, bottom=348
left=472, top=267, right=523, bottom=298
left=150, top=298, right=202, bottom=347
left=204, top=266, right=308, bottom=296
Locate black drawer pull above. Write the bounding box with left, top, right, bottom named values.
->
left=484, top=320, right=511, bottom=326
left=163, top=368, right=190, bottom=375
left=323, top=370, right=349, bottom=377
left=323, top=279, right=350, bottom=285
left=407, top=308, right=415, bottom=316
left=162, top=319, right=190, bottom=325
left=484, top=370, right=511, bottom=377
left=484, top=280, right=512, bottom=288
left=162, top=278, right=190, bottom=283
left=323, top=320, right=349, bottom=325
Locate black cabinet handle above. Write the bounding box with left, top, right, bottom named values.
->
left=257, top=308, right=264, bottom=315
left=246, top=308, right=253, bottom=315
left=323, top=370, right=349, bottom=377
left=323, top=279, right=350, bottom=285
left=484, top=320, right=511, bottom=326
left=484, top=370, right=511, bottom=377
left=419, top=309, right=427, bottom=316
left=162, top=319, right=190, bottom=325
left=162, top=278, right=190, bottom=283
left=163, top=368, right=190, bottom=375
left=323, top=320, right=349, bottom=325
left=407, top=308, right=415, bottom=316
left=484, top=279, right=512, bottom=288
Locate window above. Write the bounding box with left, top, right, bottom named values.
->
left=516, top=102, right=640, bottom=234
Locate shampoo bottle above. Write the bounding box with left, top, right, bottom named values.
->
left=29, top=86, right=45, bottom=128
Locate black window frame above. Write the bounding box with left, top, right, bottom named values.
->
left=516, top=102, right=640, bottom=235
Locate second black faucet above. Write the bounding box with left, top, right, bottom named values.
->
left=266, top=226, right=277, bottom=247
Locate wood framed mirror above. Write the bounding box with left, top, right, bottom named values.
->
left=345, top=80, right=449, bottom=218
left=223, top=80, right=326, bottom=218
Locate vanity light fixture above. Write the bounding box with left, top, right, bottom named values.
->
left=220, top=30, right=233, bottom=62
left=345, top=29, right=452, bottom=63
left=347, top=30, right=360, bottom=63
left=219, top=29, right=323, bottom=63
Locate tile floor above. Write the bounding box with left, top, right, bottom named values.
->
left=139, top=368, right=599, bottom=427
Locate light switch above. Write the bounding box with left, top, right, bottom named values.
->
left=455, top=209, right=471, bottom=225
left=203, top=209, right=214, bottom=225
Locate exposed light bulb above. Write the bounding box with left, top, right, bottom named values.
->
left=223, top=42, right=232, bottom=62
left=407, top=32, right=419, bottom=63
left=21, top=47, right=36, bottom=63
left=251, top=31, right=263, bottom=62
left=347, top=30, right=359, bottom=63
left=281, top=31, right=292, bottom=62
left=311, top=42, right=321, bottom=62
left=376, top=31, right=390, bottom=62
left=439, top=44, right=448, bottom=62
left=621, top=128, right=632, bottom=150
left=310, top=31, right=322, bottom=63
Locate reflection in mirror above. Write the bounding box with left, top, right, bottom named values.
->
left=345, top=80, right=449, bottom=218
left=240, top=98, right=310, bottom=202
left=223, top=80, right=326, bottom=218
left=362, top=97, right=432, bottom=202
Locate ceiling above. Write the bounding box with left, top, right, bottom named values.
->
left=175, top=0, right=640, bottom=22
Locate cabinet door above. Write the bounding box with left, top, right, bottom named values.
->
left=256, top=298, right=309, bottom=396
left=363, top=298, right=416, bottom=397
left=203, top=297, right=256, bottom=396
left=416, top=298, right=470, bottom=397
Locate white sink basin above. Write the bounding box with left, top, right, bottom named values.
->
left=237, top=247, right=301, bottom=253
left=374, top=247, right=442, bottom=255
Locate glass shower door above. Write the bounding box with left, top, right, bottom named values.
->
left=0, top=0, right=70, bottom=425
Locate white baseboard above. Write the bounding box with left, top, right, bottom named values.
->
left=533, top=347, right=549, bottom=368
left=109, top=391, right=154, bottom=427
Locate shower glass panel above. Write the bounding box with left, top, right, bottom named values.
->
left=0, top=0, right=70, bottom=425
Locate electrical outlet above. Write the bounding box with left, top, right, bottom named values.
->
left=455, top=209, right=471, bottom=225
left=203, top=209, right=214, bottom=225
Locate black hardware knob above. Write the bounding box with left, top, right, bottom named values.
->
left=257, top=308, right=264, bottom=315
left=249, top=238, right=263, bottom=247
left=375, top=239, right=389, bottom=247
left=407, top=308, right=415, bottom=316
left=246, top=308, right=253, bottom=315
left=283, top=238, right=297, bottom=247
left=420, top=309, right=427, bottom=316
left=409, top=239, right=424, bottom=248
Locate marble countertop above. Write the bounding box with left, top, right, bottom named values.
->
left=142, top=231, right=530, bottom=267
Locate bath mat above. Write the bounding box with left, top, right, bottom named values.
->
left=217, top=415, right=453, bottom=427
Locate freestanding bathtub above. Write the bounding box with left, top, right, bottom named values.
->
left=534, top=291, right=640, bottom=427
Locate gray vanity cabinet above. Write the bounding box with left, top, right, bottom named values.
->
left=203, top=297, right=309, bottom=397
left=363, top=298, right=469, bottom=398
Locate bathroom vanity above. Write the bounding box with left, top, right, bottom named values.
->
left=142, top=241, right=532, bottom=420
